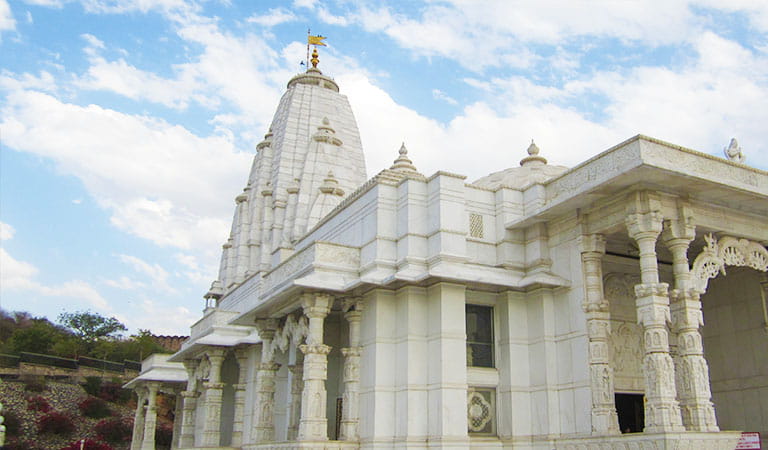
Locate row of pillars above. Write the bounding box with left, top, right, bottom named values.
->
left=175, top=346, right=249, bottom=448
left=253, top=293, right=363, bottom=443
left=171, top=293, right=362, bottom=447
left=582, top=200, right=718, bottom=435
left=130, top=382, right=160, bottom=450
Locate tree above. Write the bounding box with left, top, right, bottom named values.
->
left=0, top=311, right=71, bottom=355
left=57, top=311, right=127, bottom=344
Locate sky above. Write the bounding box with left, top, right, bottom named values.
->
left=1, top=0, right=767, bottom=336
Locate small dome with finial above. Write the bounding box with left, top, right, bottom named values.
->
left=390, top=142, right=418, bottom=172
left=520, top=139, right=548, bottom=167
left=472, top=139, right=567, bottom=190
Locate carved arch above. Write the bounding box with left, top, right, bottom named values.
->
left=691, top=233, right=768, bottom=293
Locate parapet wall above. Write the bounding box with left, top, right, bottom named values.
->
left=0, top=352, right=140, bottom=382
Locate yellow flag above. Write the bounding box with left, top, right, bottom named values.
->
left=308, top=35, right=327, bottom=46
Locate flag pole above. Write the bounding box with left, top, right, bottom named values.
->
left=306, top=28, right=311, bottom=71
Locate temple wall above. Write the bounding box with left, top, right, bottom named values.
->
left=702, top=266, right=768, bottom=447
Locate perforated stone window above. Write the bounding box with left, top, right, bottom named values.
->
left=469, top=213, right=484, bottom=238
left=467, top=388, right=496, bottom=434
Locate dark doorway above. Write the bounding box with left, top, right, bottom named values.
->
left=615, top=393, right=644, bottom=433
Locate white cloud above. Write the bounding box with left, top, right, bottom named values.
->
left=118, top=254, right=175, bottom=293
left=0, top=222, right=15, bottom=240
left=246, top=7, right=296, bottom=27
left=174, top=252, right=214, bottom=286
left=125, top=298, right=198, bottom=335
left=338, top=30, right=768, bottom=181
left=0, top=248, right=109, bottom=310
left=22, top=0, right=65, bottom=7
left=292, top=0, right=316, bottom=10
left=0, top=70, right=57, bottom=92
left=0, top=89, right=249, bottom=256
left=0, top=0, right=16, bottom=34
left=103, top=275, right=146, bottom=290
left=432, top=88, right=457, bottom=105
left=317, top=6, right=348, bottom=26
left=337, top=1, right=768, bottom=72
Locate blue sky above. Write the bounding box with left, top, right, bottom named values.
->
left=1, top=0, right=767, bottom=335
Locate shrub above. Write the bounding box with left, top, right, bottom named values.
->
left=83, top=376, right=102, bottom=397
left=78, top=396, right=112, bottom=419
left=3, top=409, right=20, bottom=437
left=5, top=438, right=46, bottom=450
left=99, top=381, right=131, bottom=404
left=95, top=417, right=133, bottom=444
left=21, top=374, right=47, bottom=392
left=155, top=421, right=173, bottom=448
left=27, top=394, right=52, bottom=412
left=38, top=411, right=75, bottom=435
left=60, top=438, right=115, bottom=450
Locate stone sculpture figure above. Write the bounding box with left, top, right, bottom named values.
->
left=723, top=138, right=745, bottom=163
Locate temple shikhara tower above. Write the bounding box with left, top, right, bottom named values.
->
left=126, top=43, right=768, bottom=450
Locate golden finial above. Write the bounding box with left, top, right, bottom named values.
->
left=311, top=47, right=319, bottom=68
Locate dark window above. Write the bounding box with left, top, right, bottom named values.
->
left=615, top=393, right=644, bottom=433
left=466, top=304, right=493, bottom=367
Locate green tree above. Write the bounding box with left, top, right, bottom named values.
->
left=2, top=320, right=68, bottom=355
left=57, top=311, right=127, bottom=343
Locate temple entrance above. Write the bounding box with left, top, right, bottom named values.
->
left=615, top=393, right=644, bottom=433
left=701, top=266, right=768, bottom=447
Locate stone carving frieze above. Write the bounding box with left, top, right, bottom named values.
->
left=691, top=234, right=768, bottom=293
left=261, top=245, right=313, bottom=294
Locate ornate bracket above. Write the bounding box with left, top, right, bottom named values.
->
left=691, top=234, right=768, bottom=293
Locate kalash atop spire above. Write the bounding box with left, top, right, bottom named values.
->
left=208, top=38, right=367, bottom=297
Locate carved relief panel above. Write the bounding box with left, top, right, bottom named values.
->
left=604, top=273, right=644, bottom=393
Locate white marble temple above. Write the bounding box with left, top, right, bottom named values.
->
left=126, top=57, right=768, bottom=450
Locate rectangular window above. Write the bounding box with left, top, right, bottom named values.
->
left=466, top=304, right=493, bottom=367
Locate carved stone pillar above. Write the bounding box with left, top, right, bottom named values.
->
left=201, top=348, right=226, bottom=447
left=260, top=186, right=274, bottom=271
left=287, top=361, right=304, bottom=440
left=235, top=191, right=250, bottom=283
left=178, top=359, right=199, bottom=448
left=231, top=347, right=249, bottom=446
left=580, top=235, right=620, bottom=435
left=130, top=387, right=147, bottom=450
left=140, top=382, right=160, bottom=450
left=298, top=293, right=333, bottom=441
left=662, top=217, right=719, bottom=431
left=339, top=299, right=363, bottom=440
left=171, top=388, right=183, bottom=449
left=252, top=319, right=280, bottom=443
left=626, top=204, right=684, bottom=433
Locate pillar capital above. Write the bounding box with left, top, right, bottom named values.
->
left=206, top=346, right=226, bottom=363
left=342, top=296, right=364, bottom=313
left=344, top=308, right=362, bottom=323
left=340, top=346, right=361, bottom=358
left=255, top=318, right=279, bottom=338
left=302, top=292, right=333, bottom=318
left=299, top=343, right=332, bottom=356
left=579, top=233, right=606, bottom=255
left=661, top=217, right=695, bottom=245
left=258, top=361, right=281, bottom=372
left=626, top=210, right=664, bottom=240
